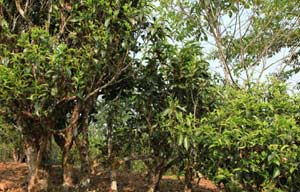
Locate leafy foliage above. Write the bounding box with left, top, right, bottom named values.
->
left=1, top=1, right=300, bottom=192
left=197, top=82, right=300, bottom=191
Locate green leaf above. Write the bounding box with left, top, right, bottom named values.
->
left=178, top=134, right=183, bottom=146
left=104, top=18, right=111, bottom=28
left=272, top=167, right=280, bottom=179
left=184, top=136, right=189, bottom=150
left=51, top=87, right=58, bottom=96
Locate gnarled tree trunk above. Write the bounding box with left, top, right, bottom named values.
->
left=62, top=142, right=75, bottom=191
left=24, top=135, right=50, bottom=192
left=75, top=134, right=90, bottom=187
left=62, top=104, right=81, bottom=191
left=145, top=160, right=166, bottom=192
left=54, top=133, right=75, bottom=191
left=146, top=156, right=183, bottom=192
left=12, top=147, right=25, bottom=162
left=147, top=171, right=163, bottom=192
left=75, top=101, right=92, bottom=188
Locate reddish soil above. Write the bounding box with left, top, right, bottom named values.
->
left=0, top=162, right=219, bottom=192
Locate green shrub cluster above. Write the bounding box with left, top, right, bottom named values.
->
left=196, top=83, right=300, bottom=191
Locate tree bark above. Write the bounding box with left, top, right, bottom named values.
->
left=75, top=134, right=90, bottom=187
left=12, top=147, right=25, bottom=162
left=110, top=169, right=118, bottom=192
left=147, top=171, right=162, bottom=192
left=107, top=110, right=118, bottom=192
left=24, top=135, right=50, bottom=192
left=62, top=104, right=81, bottom=190
left=145, top=163, right=163, bottom=192
left=62, top=145, right=74, bottom=191
left=184, top=166, right=193, bottom=192
left=53, top=133, right=75, bottom=191
left=146, top=156, right=183, bottom=192
left=75, top=101, right=92, bottom=188
left=12, top=148, right=19, bottom=162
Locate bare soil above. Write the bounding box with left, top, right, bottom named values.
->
left=0, top=162, right=219, bottom=192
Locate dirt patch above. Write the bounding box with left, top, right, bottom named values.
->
left=161, top=175, right=219, bottom=192
left=0, top=162, right=27, bottom=192
left=0, top=162, right=219, bottom=192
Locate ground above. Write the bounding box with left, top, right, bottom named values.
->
left=0, top=162, right=219, bottom=192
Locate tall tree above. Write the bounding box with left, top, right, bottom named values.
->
left=159, top=0, right=300, bottom=87
left=0, top=0, right=150, bottom=191
left=123, top=19, right=214, bottom=191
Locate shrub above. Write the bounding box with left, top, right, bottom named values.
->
left=197, top=82, right=300, bottom=191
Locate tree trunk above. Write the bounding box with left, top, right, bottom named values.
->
left=62, top=104, right=80, bottom=190
left=125, top=144, right=132, bottom=171
left=146, top=156, right=182, bottom=192
left=12, top=148, right=19, bottom=162
left=62, top=146, right=74, bottom=191
left=125, top=160, right=132, bottom=171
left=75, top=102, right=91, bottom=188
left=110, top=169, right=118, bottom=192
left=75, top=134, right=90, bottom=187
left=147, top=172, right=162, bottom=192
left=12, top=147, right=25, bottom=162
left=107, top=111, right=118, bottom=192
left=54, top=133, right=75, bottom=191
left=24, top=135, right=50, bottom=192
left=184, top=166, right=193, bottom=192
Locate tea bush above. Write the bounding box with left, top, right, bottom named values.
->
left=196, top=83, right=300, bottom=191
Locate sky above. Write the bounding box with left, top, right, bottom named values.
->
left=149, top=1, right=300, bottom=90
left=201, top=5, right=300, bottom=90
